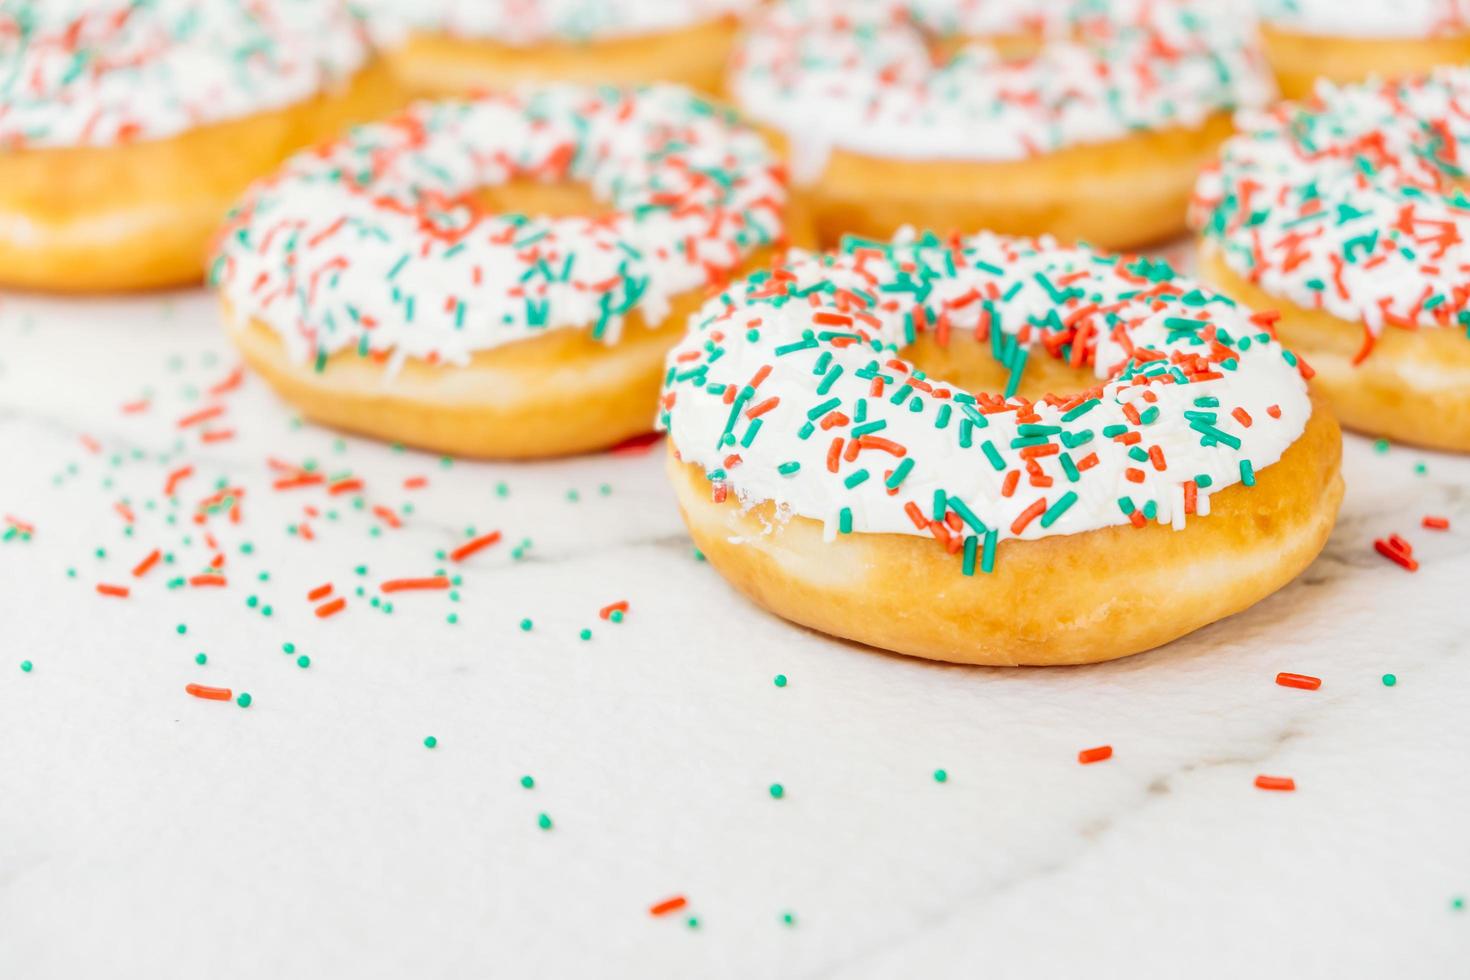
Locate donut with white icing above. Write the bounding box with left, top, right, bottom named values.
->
left=1257, top=0, right=1470, bottom=98
left=215, top=84, right=806, bottom=458
left=366, top=0, right=755, bottom=97
left=0, top=0, right=400, bottom=292
left=1192, top=68, right=1470, bottom=452
left=727, top=0, right=1273, bottom=250
left=659, top=232, right=1342, bottom=665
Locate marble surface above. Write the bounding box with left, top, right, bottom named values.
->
left=1, top=285, right=1468, bottom=980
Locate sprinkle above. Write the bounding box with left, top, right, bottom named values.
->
left=768, top=783, right=785, bottom=799
left=1077, top=745, right=1112, bottom=765
left=774, top=674, right=787, bottom=688
left=1422, top=515, right=1449, bottom=530
left=650, top=896, right=688, bottom=917
left=1382, top=673, right=1397, bottom=687
left=1275, top=672, right=1321, bottom=691
left=315, top=597, right=346, bottom=618
left=95, top=583, right=129, bottom=598
left=450, top=530, right=502, bottom=562
left=185, top=684, right=232, bottom=701
left=1254, top=775, right=1295, bottom=792
left=424, top=736, right=438, bottom=749
left=381, top=576, right=450, bottom=593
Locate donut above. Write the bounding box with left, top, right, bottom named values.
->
left=1191, top=69, right=1470, bottom=452
left=367, top=0, right=753, bottom=98
left=727, top=0, right=1273, bottom=250
left=1257, top=0, right=1470, bottom=99
left=214, top=84, right=804, bottom=459
left=0, top=0, right=400, bottom=293
left=657, top=232, right=1342, bottom=666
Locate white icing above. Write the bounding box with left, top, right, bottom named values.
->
left=1192, top=68, right=1470, bottom=337
left=214, top=84, right=790, bottom=367
left=730, top=0, right=1274, bottom=182
left=0, top=0, right=371, bottom=149
left=659, top=232, right=1313, bottom=546
left=363, top=0, right=752, bottom=47
left=1258, top=0, right=1470, bottom=40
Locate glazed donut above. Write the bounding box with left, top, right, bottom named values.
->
left=727, top=0, right=1273, bottom=250
left=214, top=84, right=804, bottom=459
left=1258, top=0, right=1470, bottom=99
left=368, top=0, right=753, bottom=97
left=1191, top=69, right=1470, bottom=452
left=658, top=232, right=1342, bottom=666
left=0, top=0, right=400, bottom=293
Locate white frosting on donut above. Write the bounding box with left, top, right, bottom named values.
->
left=0, top=0, right=371, bottom=149
left=659, top=232, right=1313, bottom=555
left=730, top=0, right=1274, bottom=181
left=1257, top=0, right=1470, bottom=40
left=213, top=84, right=790, bottom=369
left=364, top=0, right=751, bottom=46
left=1192, top=68, right=1470, bottom=342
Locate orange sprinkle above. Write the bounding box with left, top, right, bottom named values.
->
left=1275, top=672, right=1321, bottom=691
left=273, top=473, right=325, bottom=491
left=114, top=502, right=135, bottom=524
left=599, top=600, right=629, bottom=621
left=200, top=429, right=235, bottom=443
left=1010, top=498, right=1047, bottom=535
left=164, top=465, right=194, bottom=496
left=649, top=896, right=688, bottom=917
left=403, top=476, right=428, bottom=490
left=1423, top=515, right=1450, bottom=530
left=1254, top=775, right=1296, bottom=792
left=1232, top=407, right=1253, bottom=427
left=208, top=365, right=245, bottom=396
left=745, top=396, right=780, bottom=419
left=307, top=583, right=333, bottom=602
left=381, top=576, right=450, bottom=593
left=449, top=530, right=502, bottom=562
left=298, top=523, right=315, bottom=542
left=328, top=477, right=364, bottom=495
left=372, top=505, right=402, bottom=528
left=1124, top=467, right=1146, bottom=483
left=131, top=549, right=161, bottom=578
left=1078, top=745, right=1113, bottom=765
left=177, top=404, right=225, bottom=429
left=189, top=574, right=226, bottom=587
left=120, top=398, right=150, bottom=414
left=96, top=583, right=130, bottom=598
left=1000, top=470, right=1020, bottom=498
left=185, top=683, right=232, bottom=701
left=315, top=597, right=346, bottom=619
left=1147, top=445, right=1166, bottom=471
left=80, top=434, right=101, bottom=453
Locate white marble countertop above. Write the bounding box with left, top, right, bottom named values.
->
left=1, top=284, right=1468, bottom=980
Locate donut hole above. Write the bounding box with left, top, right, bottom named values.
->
left=904, top=332, right=1098, bottom=405
left=472, top=179, right=613, bottom=219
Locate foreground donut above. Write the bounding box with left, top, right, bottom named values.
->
left=1258, top=0, right=1470, bottom=98
left=728, top=0, right=1272, bottom=249
left=214, top=85, right=801, bottom=458
left=658, top=233, right=1342, bottom=666
left=1192, top=69, right=1470, bottom=452
left=369, top=0, right=752, bottom=97
left=0, top=0, right=399, bottom=292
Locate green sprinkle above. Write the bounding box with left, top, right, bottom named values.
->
left=1382, top=673, right=1397, bottom=687
left=537, top=813, right=553, bottom=830
left=520, top=618, right=533, bottom=631
left=579, top=628, right=592, bottom=641
left=194, top=653, right=207, bottom=665
left=424, top=736, right=438, bottom=749
left=768, top=783, right=785, bottom=800
left=175, top=624, right=187, bottom=635
left=520, top=775, right=535, bottom=789
left=296, top=655, right=310, bottom=669
left=774, top=674, right=787, bottom=688
left=933, top=769, right=948, bottom=783
left=236, top=692, right=252, bottom=708
left=1239, top=459, right=1256, bottom=486
left=20, top=660, right=32, bottom=673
